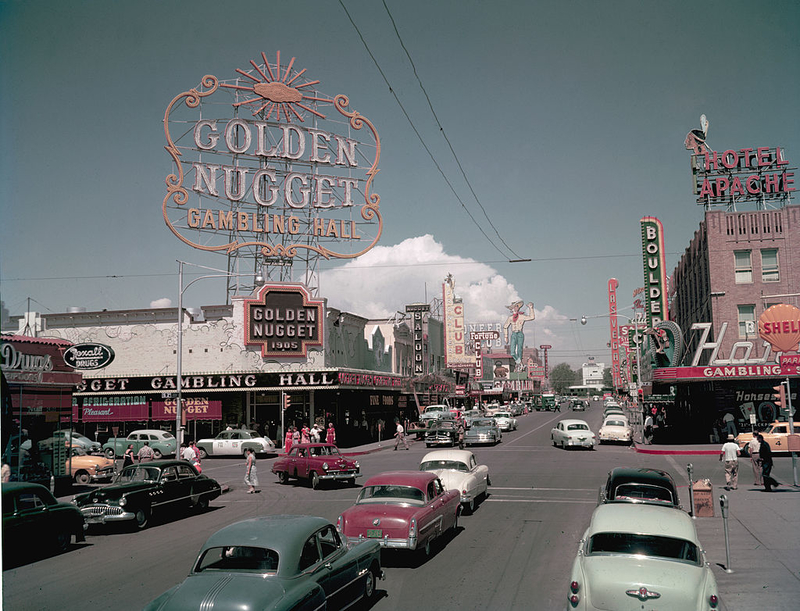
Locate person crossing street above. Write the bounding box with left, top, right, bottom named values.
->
left=393, top=418, right=410, bottom=450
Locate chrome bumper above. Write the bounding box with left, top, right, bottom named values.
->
left=80, top=505, right=135, bottom=523
left=344, top=533, right=417, bottom=550
left=319, top=471, right=362, bottom=481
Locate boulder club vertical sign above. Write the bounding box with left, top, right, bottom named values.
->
left=244, top=283, right=324, bottom=358
left=640, top=217, right=668, bottom=328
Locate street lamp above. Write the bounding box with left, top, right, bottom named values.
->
left=175, top=260, right=263, bottom=448
left=580, top=311, right=643, bottom=400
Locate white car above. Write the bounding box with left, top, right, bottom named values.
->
left=493, top=411, right=518, bottom=431
left=598, top=416, right=632, bottom=444
left=419, top=404, right=449, bottom=424
left=196, top=429, right=276, bottom=458
left=568, top=503, right=719, bottom=610
left=551, top=419, right=596, bottom=450
left=419, top=449, right=490, bottom=513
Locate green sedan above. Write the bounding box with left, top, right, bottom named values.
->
left=144, top=515, right=383, bottom=611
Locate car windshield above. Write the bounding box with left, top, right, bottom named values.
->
left=115, top=466, right=160, bottom=483
left=604, top=420, right=627, bottom=428
left=472, top=419, right=495, bottom=427
left=356, top=485, right=425, bottom=506
left=495, top=413, right=511, bottom=418
left=567, top=423, right=589, bottom=431
left=195, top=546, right=279, bottom=573
left=587, top=533, right=701, bottom=565
left=420, top=460, right=469, bottom=473
left=613, top=484, right=675, bottom=504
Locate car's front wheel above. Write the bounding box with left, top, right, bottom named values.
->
left=134, top=508, right=150, bottom=530
left=74, top=471, right=91, bottom=485
left=310, top=471, right=320, bottom=490
left=277, top=471, right=289, bottom=484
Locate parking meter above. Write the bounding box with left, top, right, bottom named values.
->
left=719, top=494, right=732, bottom=573
left=687, top=463, right=695, bottom=518
left=719, top=494, right=729, bottom=518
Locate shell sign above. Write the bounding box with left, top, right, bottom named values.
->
left=758, top=304, right=800, bottom=354
left=162, top=52, right=382, bottom=261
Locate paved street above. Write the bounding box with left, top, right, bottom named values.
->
left=3, top=402, right=798, bottom=610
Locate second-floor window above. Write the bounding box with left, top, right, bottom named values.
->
left=734, top=250, right=752, bottom=284
left=761, top=249, right=779, bottom=282
left=737, top=304, right=756, bottom=338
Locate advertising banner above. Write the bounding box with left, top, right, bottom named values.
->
left=152, top=397, right=222, bottom=421
left=79, top=396, right=149, bottom=422
left=443, top=277, right=474, bottom=369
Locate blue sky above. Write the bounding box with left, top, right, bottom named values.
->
left=1, top=0, right=798, bottom=368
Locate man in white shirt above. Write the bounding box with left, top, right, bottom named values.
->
left=181, top=442, right=197, bottom=463
left=393, top=418, right=410, bottom=450
left=719, top=434, right=741, bottom=490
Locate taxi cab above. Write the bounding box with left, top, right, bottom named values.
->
left=735, top=421, right=799, bottom=455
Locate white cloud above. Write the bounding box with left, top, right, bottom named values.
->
left=150, top=298, right=172, bottom=308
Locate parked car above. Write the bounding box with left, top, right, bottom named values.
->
left=493, top=411, right=518, bottom=431
left=103, top=429, right=177, bottom=459
left=419, top=404, right=449, bottom=423
left=2, top=482, right=86, bottom=564
left=73, top=459, right=221, bottom=530
left=598, top=467, right=681, bottom=508
left=735, top=420, right=800, bottom=455
left=68, top=446, right=116, bottom=485
left=425, top=419, right=459, bottom=447
left=272, top=443, right=361, bottom=489
left=419, top=449, right=490, bottom=513
left=551, top=419, right=596, bottom=450
left=144, top=515, right=383, bottom=611
left=597, top=416, right=633, bottom=445
left=603, top=406, right=626, bottom=419
left=196, top=428, right=276, bottom=458
left=568, top=503, right=718, bottom=610
left=337, top=471, right=460, bottom=558
left=464, top=418, right=502, bottom=446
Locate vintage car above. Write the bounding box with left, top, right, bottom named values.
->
left=103, top=429, right=177, bottom=459
left=73, top=459, right=221, bottom=530
left=493, top=411, right=518, bottom=431
left=551, top=419, right=596, bottom=450
left=272, top=443, right=361, bottom=489
left=419, top=404, right=450, bottom=423
left=68, top=446, right=116, bottom=485
left=568, top=503, right=718, bottom=610
left=3, top=482, right=86, bottom=562
left=465, top=418, right=502, bottom=445
left=735, top=420, right=800, bottom=455
left=598, top=467, right=681, bottom=508
left=597, top=416, right=632, bottom=445
left=570, top=399, right=589, bottom=411
left=337, top=471, right=461, bottom=558
left=407, top=420, right=431, bottom=439
left=144, top=515, right=383, bottom=611
left=419, top=449, right=490, bottom=513
left=424, top=419, right=459, bottom=447
left=196, top=428, right=276, bottom=458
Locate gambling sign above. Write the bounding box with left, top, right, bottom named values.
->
left=163, top=51, right=383, bottom=261
left=244, top=283, right=324, bottom=358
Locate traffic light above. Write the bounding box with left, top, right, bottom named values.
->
left=283, top=393, right=291, bottom=411
left=772, top=384, right=786, bottom=413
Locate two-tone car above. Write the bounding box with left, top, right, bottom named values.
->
left=598, top=467, right=681, bottom=508
left=196, top=428, right=276, bottom=458
left=73, top=459, right=221, bottom=530
left=68, top=446, right=116, bottom=485
left=551, top=419, right=596, bottom=450
left=597, top=416, right=632, bottom=445
left=419, top=449, right=490, bottom=513
left=2, top=482, right=86, bottom=565
left=492, top=411, right=518, bottom=431
left=424, top=419, right=459, bottom=447
left=337, top=471, right=461, bottom=558
left=567, top=503, right=718, bottom=610
left=465, top=418, right=502, bottom=446
left=272, top=443, right=361, bottom=489
left=103, top=429, right=177, bottom=459
left=735, top=420, right=799, bottom=455
left=144, top=515, right=383, bottom=611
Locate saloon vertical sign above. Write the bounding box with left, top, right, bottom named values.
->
left=405, top=303, right=430, bottom=375
left=640, top=217, right=668, bottom=329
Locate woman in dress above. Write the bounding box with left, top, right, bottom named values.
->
left=326, top=423, right=336, bottom=445
left=244, top=448, right=258, bottom=493
left=122, top=444, right=135, bottom=468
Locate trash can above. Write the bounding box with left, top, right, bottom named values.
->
left=692, top=479, right=714, bottom=517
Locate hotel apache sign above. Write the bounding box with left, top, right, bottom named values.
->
left=163, top=51, right=383, bottom=261
left=244, top=283, right=324, bottom=358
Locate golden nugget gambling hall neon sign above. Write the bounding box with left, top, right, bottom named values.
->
left=163, top=51, right=382, bottom=260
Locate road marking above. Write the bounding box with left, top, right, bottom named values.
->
left=486, top=497, right=597, bottom=504
left=491, top=487, right=596, bottom=492
left=502, top=413, right=564, bottom=446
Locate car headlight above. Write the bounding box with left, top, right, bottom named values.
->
left=354, top=461, right=360, bottom=469
left=322, top=462, right=329, bottom=471
left=119, top=497, right=127, bottom=507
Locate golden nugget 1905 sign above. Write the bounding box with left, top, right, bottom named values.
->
left=244, top=283, right=324, bottom=358
left=163, top=51, right=382, bottom=260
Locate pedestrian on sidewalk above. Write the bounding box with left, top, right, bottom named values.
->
left=644, top=413, right=654, bottom=444
left=393, top=418, right=410, bottom=450
left=719, top=434, right=740, bottom=490
left=244, top=447, right=258, bottom=493
left=284, top=426, right=293, bottom=454
left=326, top=423, right=336, bottom=445
left=137, top=441, right=155, bottom=462
left=122, top=444, right=135, bottom=468
left=757, top=433, right=780, bottom=492
left=748, top=435, right=762, bottom=485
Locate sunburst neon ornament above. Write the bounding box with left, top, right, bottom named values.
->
left=220, top=51, right=328, bottom=122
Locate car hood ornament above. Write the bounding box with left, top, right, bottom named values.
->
left=372, top=518, right=381, bottom=526
left=626, top=586, right=661, bottom=601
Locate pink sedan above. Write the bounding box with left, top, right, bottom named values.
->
left=337, top=471, right=460, bottom=558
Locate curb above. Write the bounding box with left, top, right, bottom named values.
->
left=633, top=442, right=719, bottom=456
